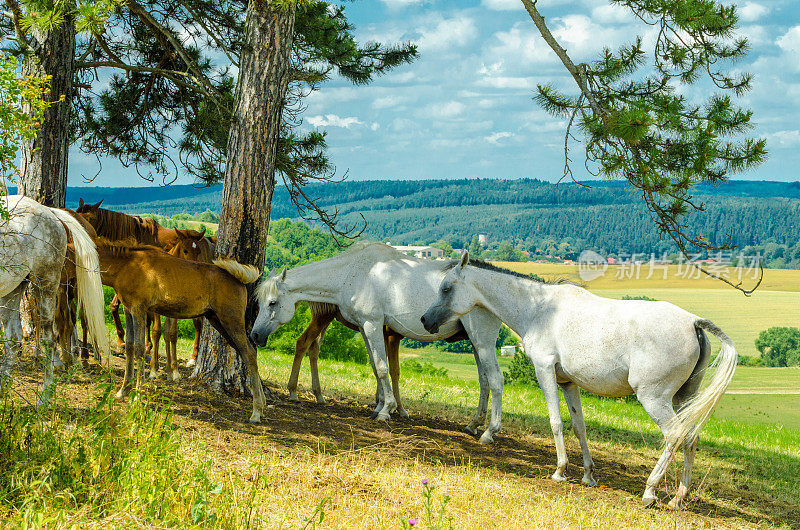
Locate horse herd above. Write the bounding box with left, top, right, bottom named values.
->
left=0, top=194, right=739, bottom=509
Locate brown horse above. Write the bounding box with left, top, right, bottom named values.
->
left=75, top=200, right=204, bottom=351
left=95, top=238, right=266, bottom=422
left=149, top=230, right=216, bottom=380
left=289, top=303, right=408, bottom=416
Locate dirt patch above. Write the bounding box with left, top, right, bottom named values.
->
left=7, top=350, right=797, bottom=529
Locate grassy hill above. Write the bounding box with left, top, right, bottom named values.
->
left=49, top=178, right=800, bottom=257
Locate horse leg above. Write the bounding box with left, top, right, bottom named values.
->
left=360, top=330, right=384, bottom=418
left=362, top=321, right=396, bottom=421
left=638, top=394, right=678, bottom=507
left=387, top=333, right=408, bottom=418
left=116, top=310, right=137, bottom=399
left=56, top=285, right=75, bottom=368
left=463, top=346, right=489, bottom=436
left=34, top=281, right=59, bottom=407
left=110, top=294, right=125, bottom=352
left=149, top=314, right=162, bottom=379
left=0, top=285, right=25, bottom=389
left=308, top=335, right=326, bottom=404
left=532, top=357, right=569, bottom=483
left=165, top=318, right=180, bottom=381
left=206, top=313, right=266, bottom=423
left=186, top=317, right=202, bottom=368
left=560, top=381, right=596, bottom=486
left=289, top=315, right=331, bottom=402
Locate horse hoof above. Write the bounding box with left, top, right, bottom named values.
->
left=551, top=472, right=567, bottom=483
left=464, top=424, right=478, bottom=436
left=641, top=494, right=658, bottom=508
left=397, top=408, right=410, bottom=419
left=288, top=393, right=300, bottom=403
left=376, top=412, right=391, bottom=422
left=115, top=389, right=127, bottom=400
left=582, top=476, right=597, bottom=487
left=171, top=372, right=181, bottom=381
left=315, top=395, right=327, bottom=404
left=667, top=498, right=682, bottom=510
left=186, top=358, right=196, bottom=368
left=248, top=412, right=261, bottom=424
left=479, top=432, right=494, bottom=445
left=148, top=372, right=158, bottom=380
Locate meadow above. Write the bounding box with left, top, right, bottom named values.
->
left=3, top=320, right=799, bottom=528
left=2, top=263, right=799, bottom=528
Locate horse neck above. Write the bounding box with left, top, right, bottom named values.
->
left=96, top=247, right=129, bottom=286
left=284, top=260, right=348, bottom=305
left=463, top=266, right=554, bottom=339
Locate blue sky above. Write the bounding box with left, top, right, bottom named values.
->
left=70, top=0, right=800, bottom=187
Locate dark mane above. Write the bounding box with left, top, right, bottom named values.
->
left=444, top=259, right=583, bottom=286
left=81, top=207, right=161, bottom=245
left=95, top=237, right=166, bottom=257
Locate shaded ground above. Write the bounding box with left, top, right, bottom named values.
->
left=8, top=350, right=798, bottom=529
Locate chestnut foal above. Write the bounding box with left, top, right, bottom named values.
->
left=96, top=239, right=267, bottom=423
left=149, top=230, right=216, bottom=380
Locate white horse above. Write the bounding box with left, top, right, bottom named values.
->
left=0, top=195, right=108, bottom=403
left=421, top=252, right=737, bottom=508
left=250, top=243, right=506, bottom=442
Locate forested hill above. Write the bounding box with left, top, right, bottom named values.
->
left=21, top=178, right=800, bottom=255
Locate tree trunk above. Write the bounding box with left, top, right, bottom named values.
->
left=19, top=12, right=76, bottom=208
left=192, top=2, right=297, bottom=395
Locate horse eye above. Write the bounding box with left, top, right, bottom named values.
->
left=269, top=301, right=277, bottom=306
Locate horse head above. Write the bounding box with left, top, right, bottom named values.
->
left=250, top=267, right=290, bottom=346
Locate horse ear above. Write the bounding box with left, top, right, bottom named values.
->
left=92, top=199, right=103, bottom=208
left=280, top=267, right=287, bottom=282
left=79, top=198, right=85, bottom=207
left=175, top=229, right=187, bottom=239
left=196, top=226, right=206, bottom=238
left=459, top=250, right=469, bottom=269
left=267, top=268, right=276, bottom=279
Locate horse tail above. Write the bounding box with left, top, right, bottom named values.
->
left=665, top=319, right=737, bottom=449
left=213, top=259, right=261, bottom=284
left=49, top=208, right=109, bottom=358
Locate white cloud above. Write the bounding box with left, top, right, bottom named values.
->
left=776, top=26, right=800, bottom=71
left=380, top=0, right=424, bottom=9
left=430, top=101, right=466, bottom=119
left=738, top=2, right=769, bottom=23
left=307, top=114, right=364, bottom=128
left=485, top=131, right=514, bottom=144
left=591, top=4, right=632, bottom=24
left=766, top=130, right=800, bottom=148
left=481, top=0, right=522, bottom=10
left=477, top=76, right=534, bottom=89
left=418, top=16, right=478, bottom=51
left=372, top=96, right=405, bottom=109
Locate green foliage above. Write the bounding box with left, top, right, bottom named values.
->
left=756, top=327, right=800, bottom=367
left=737, top=354, right=763, bottom=367
left=264, top=218, right=341, bottom=270
left=0, top=55, right=49, bottom=187
left=532, top=0, right=766, bottom=260
left=401, top=359, right=448, bottom=378
left=503, top=350, right=539, bottom=387
left=0, top=381, right=221, bottom=525
left=266, top=303, right=368, bottom=365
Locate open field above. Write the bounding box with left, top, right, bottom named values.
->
left=5, top=325, right=797, bottom=528
left=495, top=262, right=800, bottom=292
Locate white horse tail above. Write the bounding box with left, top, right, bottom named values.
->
left=665, top=319, right=737, bottom=449
left=49, top=208, right=109, bottom=358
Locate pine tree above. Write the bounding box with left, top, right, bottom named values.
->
left=2, top=0, right=119, bottom=206
left=520, top=0, right=766, bottom=293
